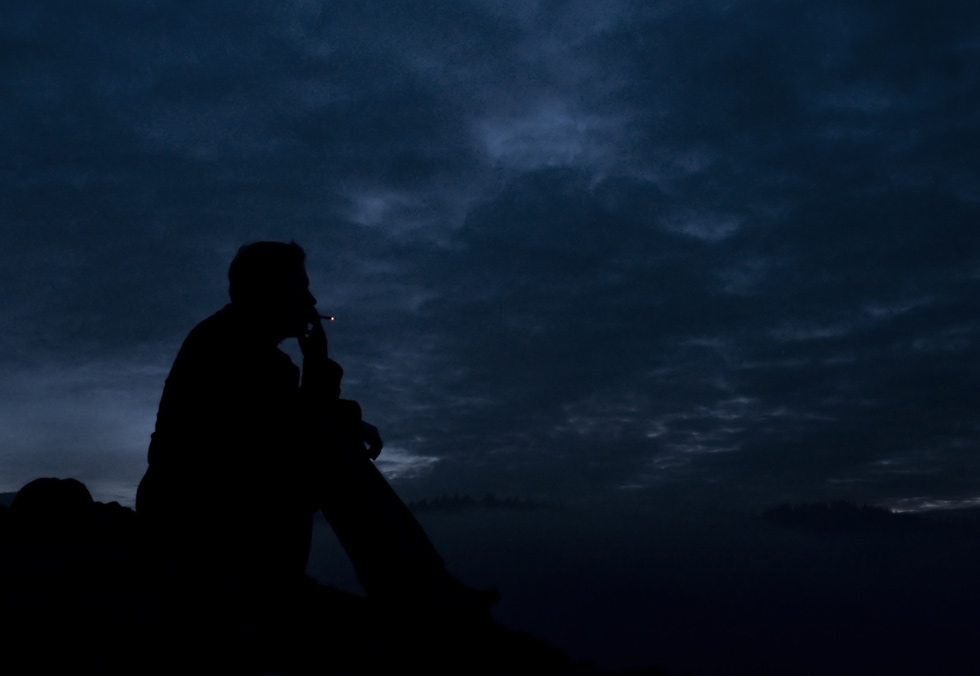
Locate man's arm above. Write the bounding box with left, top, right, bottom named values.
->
left=298, top=313, right=383, bottom=459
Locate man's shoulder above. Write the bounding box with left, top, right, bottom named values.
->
left=170, top=306, right=240, bottom=366
left=175, top=305, right=297, bottom=374
left=172, top=306, right=224, bottom=350
left=189, top=304, right=236, bottom=335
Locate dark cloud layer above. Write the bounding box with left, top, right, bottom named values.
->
left=1, top=1, right=978, bottom=509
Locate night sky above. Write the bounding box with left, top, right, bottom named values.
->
left=2, top=2, right=979, bottom=672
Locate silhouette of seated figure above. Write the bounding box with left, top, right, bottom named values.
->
left=135, top=242, right=496, bottom=673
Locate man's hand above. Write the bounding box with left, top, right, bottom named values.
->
left=299, top=311, right=343, bottom=397
left=361, top=421, right=383, bottom=460
left=297, top=310, right=328, bottom=361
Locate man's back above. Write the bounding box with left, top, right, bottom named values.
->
left=137, top=304, right=315, bottom=582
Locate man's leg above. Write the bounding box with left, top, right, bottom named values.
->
left=314, top=428, right=447, bottom=600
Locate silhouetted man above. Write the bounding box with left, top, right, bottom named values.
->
left=136, top=242, right=489, bottom=672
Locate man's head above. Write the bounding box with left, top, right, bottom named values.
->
left=228, top=241, right=316, bottom=338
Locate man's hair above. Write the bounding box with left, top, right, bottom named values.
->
left=228, top=241, right=307, bottom=305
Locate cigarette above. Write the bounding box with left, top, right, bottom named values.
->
left=318, top=315, right=335, bottom=321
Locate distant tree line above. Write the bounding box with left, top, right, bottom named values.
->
left=408, top=494, right=553, bottom=514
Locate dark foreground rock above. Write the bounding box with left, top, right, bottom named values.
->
left=0, top=477, right=649, bottom=676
